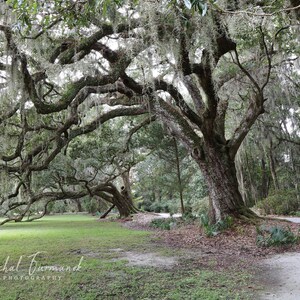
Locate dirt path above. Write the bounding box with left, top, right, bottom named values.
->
left=275, top=217, right=300, bottom=223
left=259, top=252, right=300, bottom=300
left=258, top=217, right=300, bottom=300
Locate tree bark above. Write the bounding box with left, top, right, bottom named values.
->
left=268, top=145, right=280, bottom=190
left=114, top=188, right=138, bottom=218
left=74, top=199, right=83, bottom=212
left=113, top=193, right=138, bottom=217
left=121, top=170, right=133, bottom=200
left=100, top=204, right=115, bottom=219
left=173, top=137, right=185, bottom=214
left=235, top=150, right=247, bottom=204
left=260, top=157, right=270, bottom=199
left=194, top=143, right=257, bottom=222
left=97, top=187, right=138, bottom=218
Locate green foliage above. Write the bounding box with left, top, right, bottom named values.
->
left=149, top=202, right=171, bottom=213
left=86, top=199, right=99, bottom=214
left=182, top=0, right=208, bottom=15
left=256, top=190, right=299, bottom=215
left=141, top=200, right=178, bottom=213
left=200, top=213, right=234, bottom=237
left=181, top=206, right=197, bottom=224
left=192, top=196, right=209, bottom=216
left=150, top=217, right=176, bottom=230
left=256, top=225, right=299, bottom=247
left=167, top=0, right=211, bottom=16
left=49, top=201, right=67, bottom=213
left=7, top=0, right=125, bottom=31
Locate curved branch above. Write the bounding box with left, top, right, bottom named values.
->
left=124, top=115, right=157, bottom=151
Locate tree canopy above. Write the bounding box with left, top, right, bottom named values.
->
left=0, top=0, right=299, bottom=224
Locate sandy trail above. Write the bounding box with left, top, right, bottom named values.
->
left=259, top=217, right=300, bottom=300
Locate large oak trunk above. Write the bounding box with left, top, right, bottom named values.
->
left=97, top=184, right=138, bottom=218
left=194, top=143, right=256, bottom=223
left=112, top=190, right=138, bottom=218
left=115, top=196, right=138, bottom=218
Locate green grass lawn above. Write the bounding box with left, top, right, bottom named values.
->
left=0, top=215, right=254, bottom=299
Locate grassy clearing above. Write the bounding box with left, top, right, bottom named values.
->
left=0, top=215, right=254, bottom=299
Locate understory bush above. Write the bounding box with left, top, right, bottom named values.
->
left=150, top=214, right=196, bottom=230
left=256, top=225, right=299, bottom=247
left=150, top=218, right=177, bottom=230
left=142, top=200, right=179, bottom=214
left=256, top=190, right=299, bottom=215
left=191, top=196, right=209, bottom=216
left=200, top=213, right=234, bottom=237
left=181, top=206, right=196, bottom=224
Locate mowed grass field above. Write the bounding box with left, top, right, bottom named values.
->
left=0, top=215, right=254, bottom=300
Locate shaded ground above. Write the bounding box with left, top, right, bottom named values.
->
left=121, top=213, right=300, bottom=299
left=123, top=213, right=300, bottom=257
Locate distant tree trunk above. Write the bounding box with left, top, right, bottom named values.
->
left=173, top=137, right=185, bottom=214
left=244, top=150, right=258, bottom=205
left=74, top=199, right=83, bottom=212
left=235, top=150, right=247, bottom=205
left=290, top=149, right=300, bottom=202
left=98, top=191, right=138, bottom=218
left=268, top=140, right=280, bottom=190
left=260, top=157, right=270, bottom=199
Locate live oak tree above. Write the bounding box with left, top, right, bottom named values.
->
left=0, top=0, right=299, bottom=223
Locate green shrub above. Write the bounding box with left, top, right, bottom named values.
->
left=199, top=213, right=233, bottom=237
left=150, top=202, right=170, bottom=213
left=139, top=199, right=152, bottom=211
left=256, top=190, right=299, bottom=215
left=181, top=206, right=196, bottom=224
left=143, top=201, right=178, bottom=214
left=150, top=218, right=177, bottom=230
left=289, top=211, right=300, bottom=217
left=199, top=213, right=215, bottom=237
left=256, top=225, right=299, bottom=247
left=50, top=201, right=67, bottom=213
left=192, top=196, right=209, bottom=216
left=87, top=199, right=99, bottom=214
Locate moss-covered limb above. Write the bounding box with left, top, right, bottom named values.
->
left=69, top=106, right=148, bottom=139
left=0, top=103, right=19, bottom=124
left=228, top=94, right=265, bottom=159
left=124, top=115, right=157, bottom=151
left=33, top=74, right=118, bottom=114
left=1, top=181, right=138, bottom=226
left=153, top=79, right=203, bottom=128
left=38, top=41, right=144, bottom=115
left=2, top=24, right=138, bottom=116
left=2, top=97, right=145, bottom=176
left=56, top=20, right=140, bottom=65
left=155, top=97, right=203, bottom=149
